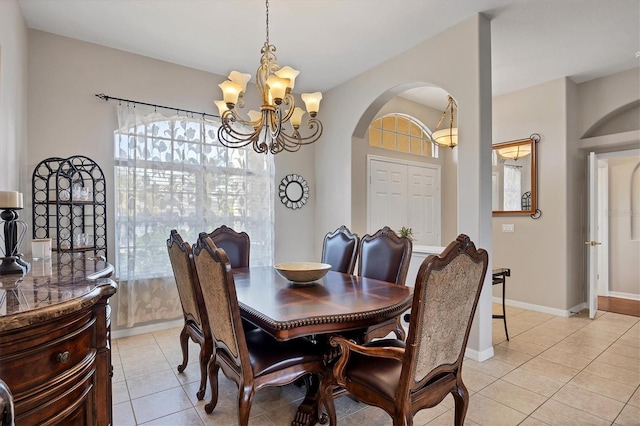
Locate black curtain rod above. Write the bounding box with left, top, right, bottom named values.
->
left=94, top=93, right=219, bottom=119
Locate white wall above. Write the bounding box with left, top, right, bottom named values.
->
left=317, top=14, right=494, bottom=359
left=26, top=30, right=317, bottom=266
left=26, top=30, right=318, bottom=330
left=608, top=156, right=640, bottom=297
left=0, top=0, right=28, bottom=194
left=492, top=69, right=640, bottom=315
left=577, top=70, right=640, bottom=302
left=493, top=78, right=573, bottom=312
left=578, top=68, right=640, bottom=138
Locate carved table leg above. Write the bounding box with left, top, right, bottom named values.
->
left=291, top=373, right=331, bottom=426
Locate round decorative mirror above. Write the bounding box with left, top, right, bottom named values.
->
left=279, top=174, right=309, bottom=209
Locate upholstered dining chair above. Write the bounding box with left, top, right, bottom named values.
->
left=207, top=225, right=250, bottom=268
left=322, top=234, right=488, bottom=426
left=321, top=225, right=359, bottom=274
left=192, top=233, right=327, bottom=426
left=358, top=226, right=412, bottom=341
left=166, top=230, right=211, bottom=400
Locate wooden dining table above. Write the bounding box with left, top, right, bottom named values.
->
left=232, top=266, right=414, bottom=425
left=233, top=266, right=413, bottom=341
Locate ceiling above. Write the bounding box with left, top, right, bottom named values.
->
left=17, top=0, right=640, bottom=109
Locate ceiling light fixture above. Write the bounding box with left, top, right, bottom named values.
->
left=497, top=144, right=532, bottom=161
left=214, top=0, right=323, bottom=155
left=431, top=95, right=458, bottom=148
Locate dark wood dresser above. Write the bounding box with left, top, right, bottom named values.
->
left=0, top=254, right=117, bottom=425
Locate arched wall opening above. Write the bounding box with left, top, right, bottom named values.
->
left=349, top=84, right=459, bottom=246
left=315, top=13, right=493, bottom=360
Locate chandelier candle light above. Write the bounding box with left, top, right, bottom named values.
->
left=0, top=190, right=30, bottom=275
left=432, top=95, right=458, bottom=148
left=215, top=0, right=323, bottom=154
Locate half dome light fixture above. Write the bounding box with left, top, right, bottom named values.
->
left=497, top=144, right=532, bottom=160
left=431, top=95, right=458, bottom=148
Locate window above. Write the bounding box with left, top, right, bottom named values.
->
left=368, top=114, right=437, bottom=158
left=503, top=164, right=522, bottom=211
left=114, top=107, right=274, bottom=326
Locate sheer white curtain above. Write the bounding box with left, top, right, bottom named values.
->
left=114, top=104, right=274, bottom=327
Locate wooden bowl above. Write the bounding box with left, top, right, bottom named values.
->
left=274, top=262, right=331, bottom=284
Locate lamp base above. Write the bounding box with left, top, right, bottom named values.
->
left=0, top=256, right=27, bottom=275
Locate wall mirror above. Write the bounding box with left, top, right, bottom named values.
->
left=492, top=134, right=540, bottom=217
left=279, top=174, right=309, bottom=210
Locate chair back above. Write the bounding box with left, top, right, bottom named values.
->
left=167, top=230, right=206, bottom=331
left=321, top=225, right=359, bottom=274
left=208, top=225, right=250, bottom=269
left=403, top=234, right=488, bottom=391
left=192, top=234, right=250, bottom=378
left=358, top=226, right=412, bottom=285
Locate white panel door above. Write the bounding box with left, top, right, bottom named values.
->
left=407, top=165, right=440, bottom=245
left=368, top=157, right=441, bottom=246
left=369, top=159, right=407, bottom=233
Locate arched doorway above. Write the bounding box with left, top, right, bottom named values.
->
left=349, top=84, right=459, bottom=246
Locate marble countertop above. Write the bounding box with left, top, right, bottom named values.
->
left=0, top=253, right=117, bottom=331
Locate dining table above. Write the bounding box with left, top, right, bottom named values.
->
left=232, top=266, right=414, bottom=426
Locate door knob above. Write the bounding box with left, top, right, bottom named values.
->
left=584, top=241, right=602, bottom=246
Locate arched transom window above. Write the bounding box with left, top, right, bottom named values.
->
left=368, top=114, right=437, bottom=158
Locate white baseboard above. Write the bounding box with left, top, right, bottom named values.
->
left=608, top=291, right=640, bottom=301
left=492, top=297, right=587, bottom=318
left=465, top=346, right=494, bottom=362
left=568, top=302, right=588, bottom=315
left=112, top=319, right=183, bottom=340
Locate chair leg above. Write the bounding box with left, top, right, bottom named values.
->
left=204, top=361, right=220, bottom=414
left=501, top=281, right=509, bottom=341
left=197, top=344, right=212, bottom=400
left=391, top=412, right=413, bottom=426
left=451, top=381, right=469, bottom=426
left=319, top=378, right=337, bottom=426
left=238, top=385, right=255, bottom=426
left=177, top=325, right=189, bottom=373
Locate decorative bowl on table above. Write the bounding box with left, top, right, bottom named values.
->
left=274, top=262, right=331, bottom=285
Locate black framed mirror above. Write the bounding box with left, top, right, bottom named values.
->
left=492, top=134, right=540, bottom=217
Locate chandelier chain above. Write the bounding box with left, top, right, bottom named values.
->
left=265, top=0, right=270, bottom=46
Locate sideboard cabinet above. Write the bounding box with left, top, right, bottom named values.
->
left=0, top=255, right=116, bottom=425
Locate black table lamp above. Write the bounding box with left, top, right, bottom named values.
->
left=0, top=190, right=30, bottom=275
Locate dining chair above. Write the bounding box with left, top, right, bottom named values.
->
left=322, top=234, right=488, bottom=426
left=166, top=230, right=211, bottom=400
left=192, top=233, right=328, bottom=426
left=358, top=226, right=412, bottom=341
left=321, top=225, right=359, bottom=274
left=207, top=225, right=250, bottom=268
left=207, top=224, right=258, bottom=331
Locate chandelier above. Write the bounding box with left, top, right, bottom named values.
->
left=431, top=95, right=458, bottom=148
left=214, top=0, right=323, bottom=155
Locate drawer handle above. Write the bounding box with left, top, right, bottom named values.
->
left=57, top=351, right=71, bottom=364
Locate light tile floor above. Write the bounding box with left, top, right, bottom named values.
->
left=112, top=305, right=640, bottom=425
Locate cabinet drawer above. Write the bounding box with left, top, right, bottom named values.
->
left=1, top=317, right=95, bottom=397
left=15, top=361, right=95, bottom=426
